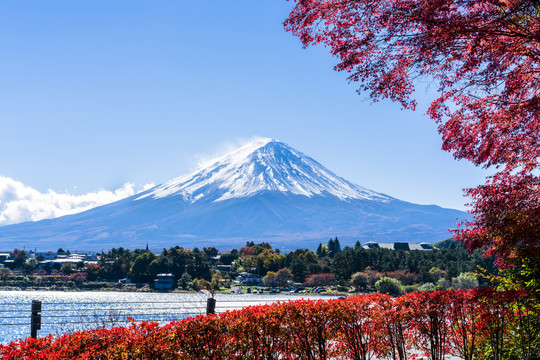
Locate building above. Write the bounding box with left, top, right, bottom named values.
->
left=32, top=252, right=57, bottom=260
left=236, top=272, right=263, bottom=285
left=363, top=241, right=434, bottom=251
left=154, top=273, right=175, bottom=290
left=213, top=264, right=232, bottom=274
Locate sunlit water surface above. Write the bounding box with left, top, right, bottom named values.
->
left=0, top=290, right=330, bottom=344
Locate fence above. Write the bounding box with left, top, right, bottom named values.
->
left=0, top=296, right=285, bottom=341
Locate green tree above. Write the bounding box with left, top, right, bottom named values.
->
left=375, top=277, right=404, bottom=296
left=11, top=248, right=27, bottom=268
left=60, top=263, right=76, bottom=275
left=257, top=249, right=285, bottom=276
left=99, top=247, right=140, bottom=281
left=220, top=251, right=238, bottom=265
left=418, top=283, right=437, bottom=292
left=0, top=267, right=12, bottom=284
left=148, top=256, right=173, bottom=279
left=427, top=267, right=448, bottom=283
left=20, top=258, right=37, bottom=275
left=452, top=272, right=479, bottom=289
left=130, top=251, right=156, bottom=283
left=263, top=271, right=277, bottom=287
left=203, top=247, right=219, bottom=259
left=351, top=272, right=368, bottom=291
left=210, top=272, right=223, bottom=290
left=276, top=268, right=293, bottom=287
left=85, top=264, right=102, bottom=281
left=162, top=247, right=191, bottom=281
left=192, top=278, right=211, bottom=291
left=186, top=248, right=211, bottom=281
left=316, top=243, right=330, bottom=258
left=286, top=249, right=321, bottom=282
left=179, top=272, right=192, bottom=290
left=327, top=237, right=341, bottom=258
left=290, top=259, right=308, bottom=283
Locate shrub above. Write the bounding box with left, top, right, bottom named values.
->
left=452, top=272, right=479, bottom=290
left=437, top=278, right=451, bottom=289
left=351, top=272, right=368, bottom=291
left=419, top=283, right=437, bottom=292
left=0, top=289, right=538, bottom=360
left=375, top=277, right=404, bottom=296
left=363, top=269, right=384, bottom=288
left=386, top=269, right=419, bottom=286
left=403, top=284, right=420, bottom=293
left=304, top=273, right=335, bottom=287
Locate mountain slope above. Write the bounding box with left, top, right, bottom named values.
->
left=140, top=138, right=388, bottom=203
left=0, top=138, right=466, bottom=251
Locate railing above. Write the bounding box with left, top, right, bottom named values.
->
left=0, top=296, right=286, bottom=340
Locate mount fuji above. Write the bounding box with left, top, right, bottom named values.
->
left=0, top=138, right=466, bottom=251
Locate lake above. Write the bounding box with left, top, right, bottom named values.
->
left=0, top=290, right=330, bottom=344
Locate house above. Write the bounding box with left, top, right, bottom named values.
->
left=31, top=252, right=57, bottom=260
left=235, top=272, right=263, bottom=285
left=213, top=264, right=232, bottom=274
left=154, top=273, right=175, bottom=290
left=37, top=256, right=84, bottom=269
left=0, top=253, right=10, bottom=263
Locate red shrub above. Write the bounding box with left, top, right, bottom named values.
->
left=281, top=299, right=338, bottom=360
left=226, top=304, right=290, bottom=359
left=1, top=289, right=538, bottom=360
left=304, top=273, right=334, bottom=287
left=330, top=294, right=386, bottom=360
left=385, top=270, right=418, bottom=286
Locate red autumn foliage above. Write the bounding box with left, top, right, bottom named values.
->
left=226, top=304, right=290, bottom=359
left=280, top=299, right=338, bottom=359
left=304, top=273, right=335, bottom=287
left=283, top=0, right=540, bottom=268
left=446, top=289, right=483, bottom=360
left=239, top=246, right=255, bottom=257
left=385, top=269, right=418, bottom=286
left=454, top=173, right=540, bottom=267
left=1, top=289, right=538, bottom=360
left=401, top=290, right=452, bottom=360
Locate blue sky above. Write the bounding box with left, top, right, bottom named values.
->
left=0, top=1, right=490, bottom=225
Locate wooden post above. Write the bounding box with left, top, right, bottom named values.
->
left=206, top=297, right=216, bottom=315
left=30, top=300, right=41, bottom=338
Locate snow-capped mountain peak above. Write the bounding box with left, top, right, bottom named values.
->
left=0, top=137, right=466, bottom=250
left=138, top=138, right=390, bottom=203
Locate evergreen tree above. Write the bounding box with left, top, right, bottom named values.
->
left=316, top=243, right=323, bottom=257
left=327, top=237, right=341, bottom=258
left=316, top=243, right=329, bottom=258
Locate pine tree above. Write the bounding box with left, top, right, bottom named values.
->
left=316, top=243, right=323, bottom=257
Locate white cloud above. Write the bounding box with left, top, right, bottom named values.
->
left=194, top=136, right=271, bottom=169
left=0, top=176, right=154, bottom=226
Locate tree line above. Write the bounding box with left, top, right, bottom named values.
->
left=1, top=237, right=496, bottom=292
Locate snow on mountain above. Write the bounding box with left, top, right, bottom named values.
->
left=139, top=138, right=389, bottom=203
left=0, top=138, right=467, bottom=251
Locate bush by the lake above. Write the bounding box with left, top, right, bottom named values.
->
left=1, top=289, right=538, bottom=360
left=375, top=276, right=404, bottom=296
